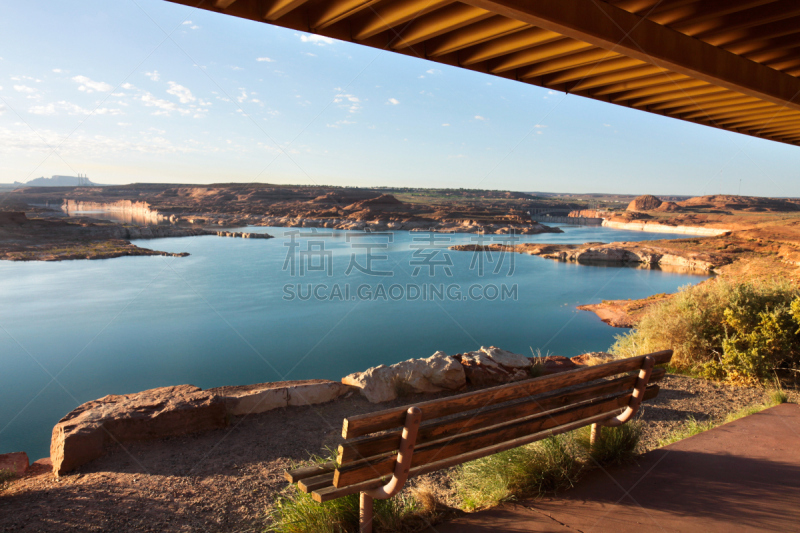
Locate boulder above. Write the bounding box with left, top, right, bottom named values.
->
left=342, top=352, right=466, bottom=403
left=456, top=346, right=531, bottom=386
left=571, top=352, right=615, bottom=366
left=530, top=355, right=580, bottom=375
left=0, top=451, right=29, bottom=477
left=210, top=380, right=351, bottom=415
left=51, top=385, right=227, bottom=476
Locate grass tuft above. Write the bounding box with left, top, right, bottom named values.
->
left=454, top=435, right=580, bottom=511
left=577, top=421, right=643, bottom=466
left=0, top=468, right=16, bottom=492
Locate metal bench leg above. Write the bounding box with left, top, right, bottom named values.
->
left=359, top=406, right=422, bottom=533
left=360, top=492, right=373, bottom=533
left=602, top=355, right=654, bottom=427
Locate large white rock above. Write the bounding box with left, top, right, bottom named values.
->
left=342, top=352, right=466, bottom=403
left=480, top=346, right=531, bottom=369
left=457, top=347, right=531, bottom=386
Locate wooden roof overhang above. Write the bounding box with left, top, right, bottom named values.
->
left=165, top=0, right=800, bottom=146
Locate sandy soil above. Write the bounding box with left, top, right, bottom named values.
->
left=0, top=376, right=790, bottom=533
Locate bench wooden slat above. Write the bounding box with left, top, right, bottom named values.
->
left=312, top=403, right=644, bottom=503
left=342, top=350, right=672, bottom=439
left=298, top=471, right=339, bottom=493
left=338, top=368, right=665, bottom=464
left=284, top=462, right=336, bottom=484
left=333, top=385, right=658, bottom=487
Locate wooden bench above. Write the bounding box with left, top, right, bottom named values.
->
left=285, top=350, right=672, bottom=532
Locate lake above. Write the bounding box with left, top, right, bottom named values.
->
left=0, top=225, right=706, bottom=459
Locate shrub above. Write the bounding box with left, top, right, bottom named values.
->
left=454, top=435, right=580, bottom=511
left=267, top=488, right=423, bottom=533
left=0, top=468, right=15, bottom=491
left=577, top=420, right=643, bottom=466
left=611, top=278, right=800, bottom=383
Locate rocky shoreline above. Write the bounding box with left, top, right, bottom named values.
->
left=450, top=241, right=729, bottom=272
left=8, top=346, right=601, bottom=480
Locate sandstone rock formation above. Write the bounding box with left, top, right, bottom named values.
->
left=51, top=385, right=227, bottom=476
left=627, top=195, right=663, bottom=211
left=655, top=201, right=681, bottom=212
left=342, top=351, right=466, bottom=403
left=455, top=346, right=532, bottom=386
left=571, top=352, right=615, bottom=366
left=529, top=355, right=580, bottom=375
left=210, top=380, right=350, bottom=416
left=0, top=451, right=29, bottom=477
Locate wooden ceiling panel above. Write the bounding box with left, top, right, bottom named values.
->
left=165, top=0, right=800, bottom=146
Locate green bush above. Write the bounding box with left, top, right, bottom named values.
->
left=267, top=488, right=421, bottom=533
left=611, top=279, right=800, bottom=383
left=454, top=435, right=580, bottom=511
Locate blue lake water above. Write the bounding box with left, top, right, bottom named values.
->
left=0, top=225, right=706, bottom=459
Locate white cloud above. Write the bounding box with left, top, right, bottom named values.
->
left=300, top=34, right=333, bottom=46
left=442, top=123, right=450, bottom=127
left=304, top=52, right=317, bottom=57
left=28, top=103, right=55, bottom=115
left=29, top=101, right=123, bottom=116
left=387, top=98, right=399, bottom=105
left=333, top=93, right=361, bottom=113
left=121, top=82, right=134, bottom=90
left=52, top=68, right=62, bottom=73
left=237, top=88, right=248, bottom=103
left=166, top=81, right=196, bottom=104
left=72, top=75, right=113, bottom=93
left=474, top=115, right=485, bottom=120
left=534, top=124, right=547, bottom=128
left=14, top=85, right=37, bottom=94
left=144, top=70, right=160, bottom=81
left=182, top=20, right=192, bottom=25
left=191, top=25, right=199, bottom=30
left=603, top=123, right=611, bottom=127
left=117, top=122, right=131, bottom=127
left=256, top=57, right=275, bottom=62
left=228, top=65, right=243, bottom=71
left=141, top=91, right=189, bottom=116
left=426, top=68, right=441, bottom=75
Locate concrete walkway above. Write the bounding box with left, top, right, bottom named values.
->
left=425, top=403, right=800, bottom=532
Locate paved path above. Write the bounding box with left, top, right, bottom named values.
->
left=425, top=403, right=800, bottom=532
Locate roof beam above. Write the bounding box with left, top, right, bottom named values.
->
left=609, top=78, right=708, bottom=101
left=629, top=85, right=728, bottom=107
left=213, top=0, right=238, bottom=8
left=458, top=27, right=561, bottom=65
left=262, top=0, right=309, bottom=21
left=391, top=4, right=493, bottom=49
left=461, top=0, right=800, bottom=111
left=350, top=0, right=454, bottom=41
left=571, top=64, right=665, bottom=92
left=424, top=16, right=528, bottom=57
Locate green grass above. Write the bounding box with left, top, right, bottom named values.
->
left=576, top=421, right=643, bottom=466
left=266, top=487, right=427, bottom=533
left=453, top=435, right=580, bottom=511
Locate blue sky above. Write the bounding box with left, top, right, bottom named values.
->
left=1, top=0, right=799, bottom=196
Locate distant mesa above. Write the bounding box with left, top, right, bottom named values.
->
left=309, top=192, right=344, bottom=204
left=678, top=194, right=800, bottom=212
left=627, top=194, right=663, bottom=211
left=11, top=175, right=103, bottom=188
left=344, top=193, right=404, bottom=211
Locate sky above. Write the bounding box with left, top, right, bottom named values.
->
left=1, top=0, right=799, bottom=196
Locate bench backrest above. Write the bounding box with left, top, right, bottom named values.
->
left=287, top=350, right=672, bottom=502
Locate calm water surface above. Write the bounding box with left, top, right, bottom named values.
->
left=0, top=225, right=706, bottom=458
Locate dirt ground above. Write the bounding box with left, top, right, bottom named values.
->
left=0, top=375, right=790, bottom=533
